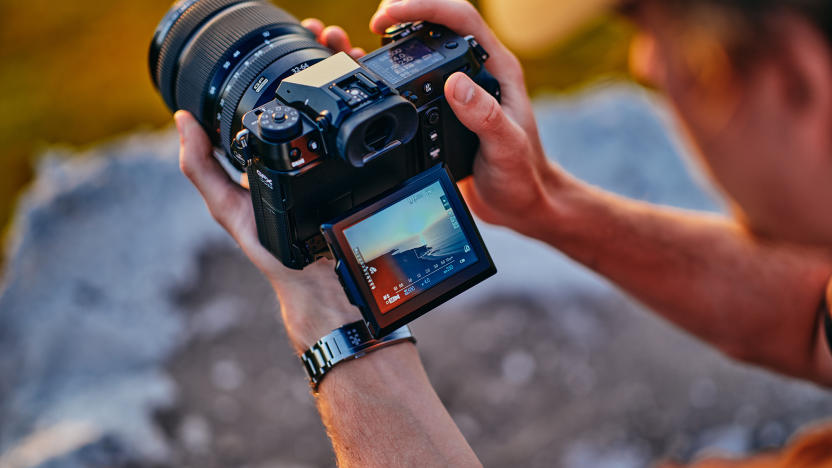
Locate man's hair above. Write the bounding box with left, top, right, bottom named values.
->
left=664, top=0, right=832, bottom=69
left=721, top=0, right=831, bottom=42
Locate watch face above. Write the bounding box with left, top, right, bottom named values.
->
left=322, top=164, right=496, bottom=337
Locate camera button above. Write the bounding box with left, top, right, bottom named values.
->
left=429, top=147, right=441, bottom=160
left=425, top=107, right=441, bottom=125
left=307, top=139, right=320, bottom=153
left=423, top=82, right=434, bottom=95
left=385, top=22, right=411, bottom=35
left=444, top=41, right=458, bottom=49
left=289, top=147, right=302, bottom=161
left=402, top=90, right=419, bottom=104
left=428, top=130, right=439, bottom=143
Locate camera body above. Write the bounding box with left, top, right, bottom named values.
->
left=231, top=22, right=500, bottom=269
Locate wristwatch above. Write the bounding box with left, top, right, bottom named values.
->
left=301, top=320, right=415, bottom=391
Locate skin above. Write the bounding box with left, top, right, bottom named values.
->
left=175, top=0, right=832, bottom=465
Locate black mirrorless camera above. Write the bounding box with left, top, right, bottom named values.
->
left=150, top=0, right=498, bottom=337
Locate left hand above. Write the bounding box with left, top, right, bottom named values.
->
left=176, top=111, right=362, bottom=353
left=174, top=19, right=386, bottom=352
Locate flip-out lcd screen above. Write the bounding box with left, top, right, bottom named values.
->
left=342, top=180, right=479, bottom=314
left=322, top=164, right=495, bottom=337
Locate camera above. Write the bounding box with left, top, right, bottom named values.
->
left=150, top=0, right=498, bottom=336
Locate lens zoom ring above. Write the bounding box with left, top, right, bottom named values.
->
left=219, top=38, right=327, bottom=152
left=175, top=2, right=299, bottom=119
left=154, top=0, right=253, bottom=111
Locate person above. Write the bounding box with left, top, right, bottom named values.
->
left=173, top=0, right=832, bottom=465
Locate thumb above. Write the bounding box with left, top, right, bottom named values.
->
left=445, top=72, right=522, bottom=151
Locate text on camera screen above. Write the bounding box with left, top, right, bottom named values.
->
left=364, top=39, right=444, bottom=86
left=343, top=181, right=478, bottom=314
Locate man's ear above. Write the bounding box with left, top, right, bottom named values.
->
left=770, top=12, right=832, bottom=156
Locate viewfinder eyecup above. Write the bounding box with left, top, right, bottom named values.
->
left=336, top=96, right=418, bottom=167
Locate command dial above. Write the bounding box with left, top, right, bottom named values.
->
left=257, top=105, right=301, bottom=142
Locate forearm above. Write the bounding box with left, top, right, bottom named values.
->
left=314, top=343, right=481, bottom=468
left=273, top=273, right=480, bottom=467
left=519, top=164, right=832, bottom=381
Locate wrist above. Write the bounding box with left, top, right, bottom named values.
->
left=508, top=161, right=577, bottom=240
left=316, top=340, right=421, bottom=394
left=275, top=286, right=363, bottom=353
left=302, top=321, right=416, bottom=391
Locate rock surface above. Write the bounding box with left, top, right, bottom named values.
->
left=2, top=84, right=831, bottom=468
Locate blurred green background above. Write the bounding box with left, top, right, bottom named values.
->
left=0, top=0, right=633, bottom=262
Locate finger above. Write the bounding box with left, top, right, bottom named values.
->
left=444, top=72, right=524, bottom=158
left=369, top=0, right=523, bottom=84
left=321, top=25, right=352, bottom=53
left=348, top=47, right=366, bottom=59
left=301, top=18, right=325, bottom=38
left=175, top=111, right=253, bottom=240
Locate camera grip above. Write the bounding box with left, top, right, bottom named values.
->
left=247, top=163, right=308, bottom=269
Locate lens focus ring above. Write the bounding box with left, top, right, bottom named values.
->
left=175, top=2, right=300, bottom=123
left=149, top=0, right=333, bottom=163
left=151, top=0, right=252, bottom=110
left=218, top=38, right=327, bottom=153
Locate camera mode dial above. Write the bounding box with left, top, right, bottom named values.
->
left=381, top=21, right=425, bottom=45
left=258, top=105, right=301, bottom=142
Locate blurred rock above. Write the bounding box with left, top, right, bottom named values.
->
left=0, top=132, right=228, bottom=465
left=2, top=83, right=832, bottom=468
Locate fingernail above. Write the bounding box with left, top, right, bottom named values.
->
left=174, top=113, right=185, bottom=134
left=453, top=75, right=475, bottom=105
left=174, top=113, right=189, bottom=146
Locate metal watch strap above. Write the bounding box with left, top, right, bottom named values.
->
left=301, top=320, right=415, bottom=391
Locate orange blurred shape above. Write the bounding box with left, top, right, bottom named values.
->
left=482, top=0, right=615, bottom=57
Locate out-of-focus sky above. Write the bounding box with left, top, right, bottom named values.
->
left=345, top=181, right=450, bottom=261
left=0, top=0, right=633, bottom=259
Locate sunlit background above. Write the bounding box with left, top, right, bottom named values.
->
left=20, top=2, right=832, bottom=468
left=0, top=0, right=632, bottom=262
left=7, top=1, right=832, bottom=468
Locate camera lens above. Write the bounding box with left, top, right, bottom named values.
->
left=149, top=0, right=331, bottom=168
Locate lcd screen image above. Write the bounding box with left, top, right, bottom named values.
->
left=364, top=39, right=444, bottom=85
left=343, top=181, right=478, bottom=314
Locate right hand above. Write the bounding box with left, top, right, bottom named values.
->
left=370, top=0, right=563, bottom=232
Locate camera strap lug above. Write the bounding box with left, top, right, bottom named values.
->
left=231, top=128, right=252, bottom=168
left=464, top=35, right=490, bottom=64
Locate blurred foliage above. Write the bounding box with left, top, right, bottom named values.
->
left=0, top=0, right=633, bottom=258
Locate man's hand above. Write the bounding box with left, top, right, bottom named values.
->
left=306, top=1, right=560, bottom=232
left=370, top=0, right=561, bottom=232
left=173, top=19, right=392, bottom=352
left=176, top=95, right=481, bottom=468
left=300, top=18, right=366, bottom=59
left=175, top=111, right=361, bottom=353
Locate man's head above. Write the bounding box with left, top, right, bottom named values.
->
left=487, top=0, right=832, bottom=245
left=621, top=0, right=832, bottom=245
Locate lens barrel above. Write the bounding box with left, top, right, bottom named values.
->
left=149, top=0, right=331, bottom=162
